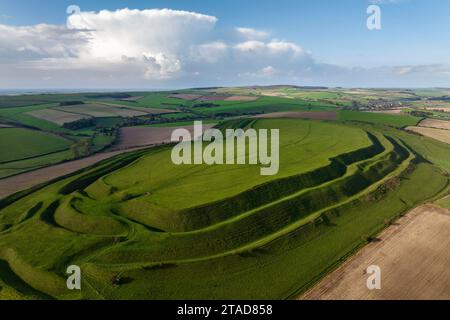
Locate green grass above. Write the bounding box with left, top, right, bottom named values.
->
left=0, top=104, right=70, bottom=133
left=104, top=119, right=371, bottom=210
left=141, top=120, right=219, bottom=128
left=0, top=128, right=71, bottom=163
left=435, top=194, right=450, bottom=210
left=0, top=149, right=73, bottom=179
left=1, top=89, right=450, bottom=301
left=1, top=118, right=448, bottom=300
left=193, top=97, right=337, bottom=115
left=90, top=134, right=116, bottom=152
left=339, top=110, right=421, bottom=128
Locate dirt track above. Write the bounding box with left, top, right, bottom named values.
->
left=300, top=204, right=450, bottom=300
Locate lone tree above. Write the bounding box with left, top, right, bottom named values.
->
left=71, top=138, right=91, bottom=159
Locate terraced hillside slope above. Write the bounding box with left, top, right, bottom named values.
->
left=0, top=119, right=449, bottom=300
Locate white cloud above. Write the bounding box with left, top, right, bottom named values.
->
left=0, top=24, right=86, bottom=61
left=0, top=8, right=316, bottom=87
left=239, top=66, right=277, bottom=78
left=391, top=64, right=450, bottom=76
left=189, top=41, right=229, bottom=63
left=235, top=27, right=270, bottom=40
left=234, top=40, right=303, bottom=57
left=0, top=7, right=449, bottom=88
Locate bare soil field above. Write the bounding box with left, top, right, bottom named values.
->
left=112, top=124, right=216, bottom=150
left=406, top=126, right=450, bottom=144
left=300, top=204, right=450, bottom=300
left=255, top=111, right=338, bottom=120
left=419, top=118, right=450, bottom=130
left=369, top=109, right=405, bottom=115
left=199, top=95, right=229, bottom=102
left=168, top=94, right=202, bottom=101
left=100, top=103, right=177, bottom=114
left=224, top=96, right=260, bottom=102
left=261, top=92, right=285, bottom=97
left=57, top=104, right=148, bottom=118
left=27, top=109, right=91, bottom=125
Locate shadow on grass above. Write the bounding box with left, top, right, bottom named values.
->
left=0, top=259, right=53, bottom=300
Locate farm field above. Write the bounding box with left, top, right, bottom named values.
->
left=300, top=204, right=450, bottom=300
left=0, top=146, right=152, bottom=199
left=27, top=108, right=91, bottom=126
left=0, top=149, right=74, bottom=180
left=0, top=117, right=449, bottom=300
left=113, top=124, right=216, bottom=150
left=0, top=128, right=70, bottom=163
left=56, top=103, right=159, bottom=118
left=419, top=118, right=450, bottom=130
left=406, top=126, right=450, bottom=144
left=0, top=104, right=67, bottom=132
left=339, top=110, right=421, bottom=128
left=255, top=111, right=337, bottom=120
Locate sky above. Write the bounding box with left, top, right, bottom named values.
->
left=0, top=0, right=449, bottom=89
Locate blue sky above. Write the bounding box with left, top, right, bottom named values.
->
left=0, top=0, right=449, bottom=88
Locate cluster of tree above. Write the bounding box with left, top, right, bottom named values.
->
left=192, top=103, right=220, bottom=108
left=96, top=126, right=117, bottom=136
left=86, top=93, right=132, bottom=99
left=63, top=118, right=96, bottom=130
left=343, top=101, right=364, bottom=110
left=70, top=138, right=91, bottom=159
left=410, top=110, right=433, bottom=118
left=59, top=101, right=85, bottom=106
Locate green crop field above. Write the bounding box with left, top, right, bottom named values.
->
left=0, top=128, right=71, bottom=163
left=339, top=110, right=421, bottom=128
left=193, top=97, right=337, bottom=115
left=0, top=104, right=68, bottom=133
left=0, top=149, right=74, bottom=179
left=0, top=127, right=74, bottom=178
left=0, top=117, right=448, bottom=300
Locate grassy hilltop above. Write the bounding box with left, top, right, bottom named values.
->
left=0, top=115, right=449, bottom=299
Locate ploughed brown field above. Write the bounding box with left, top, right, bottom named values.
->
left=198, top=95, right=230, bottom=101
left=300, top=204, right=450, bottom=300
left=168, top=94, right=203, bottom=101
left=224, top=95, right=259, bottom=102
left=255, top=111, right=338, bottom=120
left=112, top=124, right=216, bottom=150
left=406, top=126, right=450, bottom=144
left=27, top=108, right=91, bottom=125
left=369, top=109, right=406, bottom=115
left=419, top=118, right=450, bottom=130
